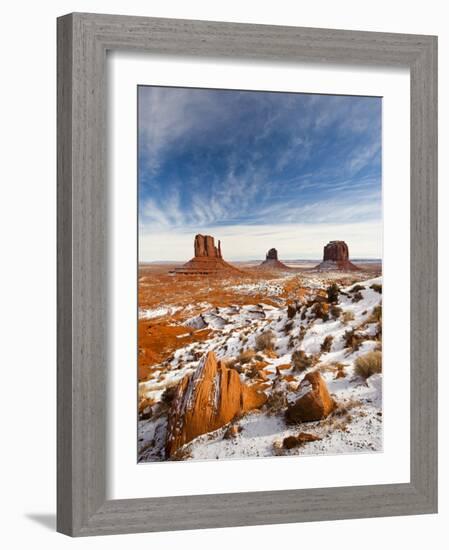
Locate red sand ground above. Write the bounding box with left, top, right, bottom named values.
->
left=138, top=262, right=381, bottom=382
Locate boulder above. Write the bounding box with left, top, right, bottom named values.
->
left=166, top=351, right=267, bottom=457
left=286, top=371, right=336, bottom=423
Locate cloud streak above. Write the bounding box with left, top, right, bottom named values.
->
left=138, top=86, right=382, bottom=261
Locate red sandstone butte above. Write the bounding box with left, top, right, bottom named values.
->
left=172, top=234, right=240, bottom=275
left=165, top=351, right=267, bottom=458
left=258, top=247, right=290, bottom=271
left=317, top=240, right=359, bottom=271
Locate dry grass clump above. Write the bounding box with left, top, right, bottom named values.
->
left=312, top=301, right=329, bottom=321
left=291, top=350, right=314, bottom=371
left=354, top=351, right=382, bottom=379
left=255, top=330, right=276, bottom=351
left=330, top=305, right=342, bottom=319
left=369, top=305, right=382, bottom=323
left=320, top=335, right=333, bottom=353
left=341, top=310, right=355, bottom=324
left=238, top=349, right=256, bottom=364
left=370, top=283, right=382, bottom=294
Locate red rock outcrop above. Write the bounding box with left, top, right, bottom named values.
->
left=317, top=240, right=358, bottom=271
left=194, top=234, right=222, bottom=258
left=286, top=371, right=336, bottom=423
left=165, top=351, right=267, bottom=457
left=173, top=234, right=240, bottom=275
left=258, top=247, right=290, bottom=271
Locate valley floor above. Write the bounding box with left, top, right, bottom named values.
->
left=138, top=264, right=382, bottom=462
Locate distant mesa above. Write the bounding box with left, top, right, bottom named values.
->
left=172, top=234, right=240, bottom=275
left=317, top=240, right=359, bottom=271
left=257, top=247, right=290, bottom=271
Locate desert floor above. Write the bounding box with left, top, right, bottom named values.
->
left=138, top=261, right=382, bottom=462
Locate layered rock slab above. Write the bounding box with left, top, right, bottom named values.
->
left=166, top=351, right=267, bottom=457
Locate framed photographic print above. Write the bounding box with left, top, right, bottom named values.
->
left=57, top=13, right=438, bottom=536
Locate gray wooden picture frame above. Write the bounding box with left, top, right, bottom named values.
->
left=57, top=12, right=438, bottom=537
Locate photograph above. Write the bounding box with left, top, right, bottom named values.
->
left=137, top=86, right=383, bottom=462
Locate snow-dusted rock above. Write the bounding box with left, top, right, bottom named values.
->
left=165, top=351, right=267, bottom=458
left=286, top=371, right=336, bottom=423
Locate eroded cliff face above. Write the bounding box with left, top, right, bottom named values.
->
left=317, top=240, right=359, bottom=271
left=165, top=351, right=267, bottom=458
left=173, top=234, right=240, bottom=275
left=194, top=234, right=222, bottom=258
left=266, top=248, right=278, bottom=260
left=258, top=247, right=290, bottom=271
left=323, top=241, right=349, bottom=262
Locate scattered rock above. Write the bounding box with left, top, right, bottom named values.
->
left=282, top=432, right=322, bottom=449
left=286, top=371, right=336, bottom=423
left=165, top=351, right=267, bottom=457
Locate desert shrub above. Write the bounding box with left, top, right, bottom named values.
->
left=312, top=301, right=329, bottom=322
left=370, top=283, right=382, bottom=294
left=327, top=283, right=340, bottom=304
left=254, top=353, right=265, bottom=362
left=265, top=390, right=288, bottom=414
left=287, top=303, right=297, bottom=319
left=375, top=322, right=382, bottom=341
left=238, top=349, right=256, bottom=364
left=321, top=335, right=333, bottom=353
left=352, top=291, right=363, bottom=303
left=291, top=350, right=313, bottom=371
left=330, top=305, right=342, bottom=319
left=298, top=325, right=307, bottom=342
left=349, top=284, right=365, bottom=293
left=342, top=310, right=355, bottom=323
left=255, top=330, right=276, bottom=351
left=343, top=329, right=364, bottom=351
left=354, top=351, right=382, bottom=379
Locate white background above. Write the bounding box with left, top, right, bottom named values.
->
left=0, top=1, right=445, bottom=549
left=109, top=54, right=410, bottom=499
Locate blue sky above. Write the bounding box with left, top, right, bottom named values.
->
left=138, top=86, right=382, bottom=261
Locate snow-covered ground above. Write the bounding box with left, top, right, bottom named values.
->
left=138, top=274, right=383, bottom=462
